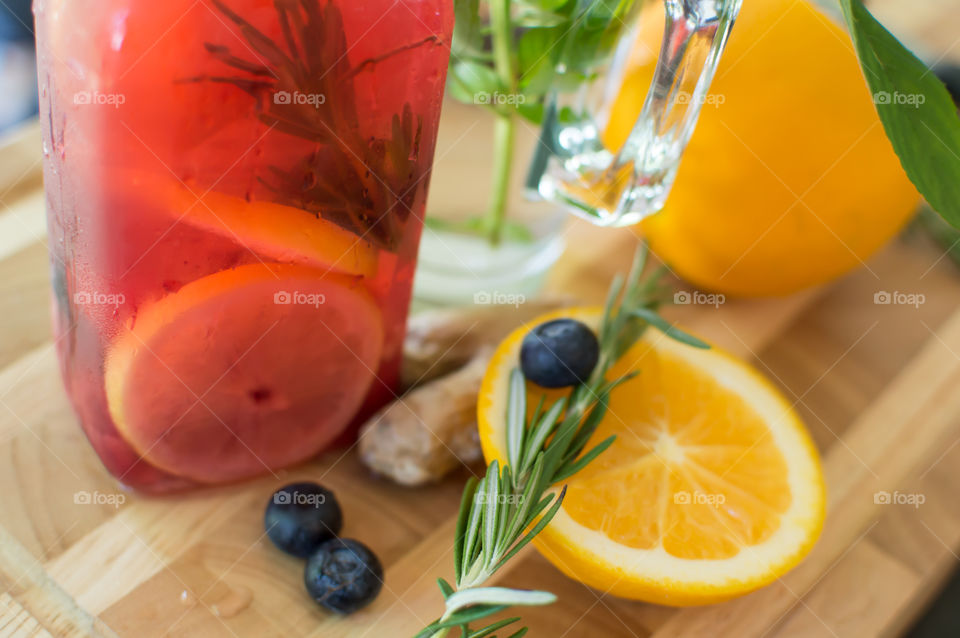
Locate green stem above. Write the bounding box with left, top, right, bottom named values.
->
left=426, top=558, right=491, bottom=637
left=485, top=113, right=515, bottom=246
left=484, top=0, right=515, bottom=246
left=489, top=0, right=512, bottom=80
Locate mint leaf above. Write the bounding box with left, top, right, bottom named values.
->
left=448, top=60, right=505, bottom=105
left=518, top=27, right=560, bottom=96
left=515, top=101, right=545, bottom=125
left=452, top=0, right=485, bottom=60
left=839, top=0, right=960, bottom=226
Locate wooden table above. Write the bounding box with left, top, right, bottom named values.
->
left=2, top=3, right=960, bottom=635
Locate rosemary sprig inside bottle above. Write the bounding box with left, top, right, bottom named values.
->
left=191, top=0, right=442, bottom=252
left=414, top=246, right=709, bottom=638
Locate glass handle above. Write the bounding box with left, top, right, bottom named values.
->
left=531, top=0, right=742, bottom=227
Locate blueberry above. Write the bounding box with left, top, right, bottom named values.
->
left=520, top=318, right=599, bottom=388
left=304, top=538, right=383, bottom=614
left=265, top=482, right=342, bottom=558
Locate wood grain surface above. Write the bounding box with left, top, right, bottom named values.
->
left=2, top=2, right=959, bottom=635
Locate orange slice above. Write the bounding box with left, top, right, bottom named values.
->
left=105, top=263, right=383, bottom=483
left=478, top=308, right=825, bottom=605
left=122, top=171, right=378, bottom=278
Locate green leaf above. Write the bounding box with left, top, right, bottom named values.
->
left=553, top=435, right=616, bottom=483
left=412, top=624, right=442, bottom=638
left=563, top=390, right=610, bottom=458
left=452, top=0, right=484, bottom=59
left=599, top=273, right=624, bottom=347
left=630, top=308, right=710, bottom=349
left=518, top=27, right=560, bottom=97
left=506, top=369, right=527, bottom=471
left=554, top=0, right=636, bottom=82
left=503, top=454, right=545, bottom=544
left=448, top=60, right=504, bottom=106
left=527, top=394, right=546, bottom=436
left=454, top=477, right=479, bottom=584
left=461, top=478, right=486, bottom=578
left=515, top=100, right=545, bottom=125
left=839, top=0, right=960, bottom=226
left=518, top=0, right=571, bottom=11
left=495, top=465, right=513, bottom=553
left=437, top=578, right=456, bottom=599
left=519, top=396, right=566, bottom=472
left=528, top=491, right=556, bottom=523
left=482, top=460, right=501, bottom=567
left=500, top=220, right=536, bottom=242
left=539, top=411, right=579, bottom=482
left=430, top=604, right=509, bottom=630
left=444, top=587, right=557, bottom=615
left=494, top=486, right=567, bottom=571
left=466, top=617, right=523, bottom=638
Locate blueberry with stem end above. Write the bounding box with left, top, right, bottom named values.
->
left=520, top=318, right=600, bottom=388
left=304, top=538, right=384, bottom=614
left=265, top=482, right=343, bottom=558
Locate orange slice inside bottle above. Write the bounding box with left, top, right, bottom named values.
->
left=121, top=171, right=378, bottom=278
left=105, top=263, right=383, bottom=483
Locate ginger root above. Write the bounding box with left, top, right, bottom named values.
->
left=359, top=350, right=490, bottom=486
left=360, top=297, right=575, bottom=485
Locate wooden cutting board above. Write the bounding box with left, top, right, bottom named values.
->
left=3, top=8, right=960, bottom=632
left=4, top=130, right=960, bottom=638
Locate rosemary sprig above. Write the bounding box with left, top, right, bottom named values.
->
left=415, top=245, right=708, bottom=638
left=192, top=0, right=442, bottom=251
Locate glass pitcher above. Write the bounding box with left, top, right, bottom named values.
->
left=34, top=0, right=452, bottom=491
left=528, top=0, right=743, bottom=225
